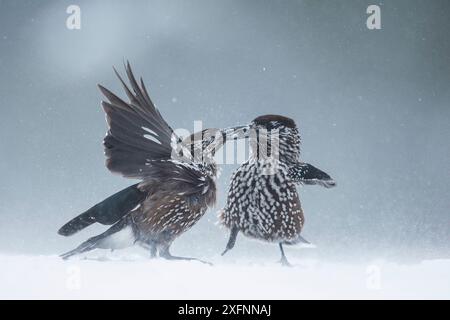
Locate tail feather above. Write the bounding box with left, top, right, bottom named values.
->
left=60, top=217, right=135, bottom=260
left=58, top=184, right=146, bottom=236
left=60, top=235, right=103, bottom=260
left=289, top=162, right=336, bottom=188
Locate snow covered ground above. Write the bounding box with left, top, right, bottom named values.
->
left=0, top=254, right=448, bottom=299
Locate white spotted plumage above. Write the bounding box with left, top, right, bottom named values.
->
left=220, top=124, right=305, bottom=243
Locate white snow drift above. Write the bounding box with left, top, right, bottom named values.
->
left=0, top=254, right=448, bottom=299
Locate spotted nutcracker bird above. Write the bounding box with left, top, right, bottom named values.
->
left=58, top=63, right=245, bottom=262
left=219, top=115, right=336, bottom=266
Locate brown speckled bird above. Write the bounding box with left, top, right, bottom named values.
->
left=220, top=115, right=336, bottom=265
left=58, top=63, right=245, bottom=263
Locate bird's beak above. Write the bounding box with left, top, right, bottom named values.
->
left=222, top=125, right=251, bottom=141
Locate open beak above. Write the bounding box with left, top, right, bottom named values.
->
left=222, top=125, right=251, bottom=141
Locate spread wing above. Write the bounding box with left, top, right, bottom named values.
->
left=99, top=62, right=215, bottom=199
left=99, top=62, right=183, bottom=179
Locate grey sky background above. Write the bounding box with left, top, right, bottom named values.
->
left=0, top=0, right=449, bottom=262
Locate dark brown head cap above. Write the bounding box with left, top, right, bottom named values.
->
left=252, top=114, right=297, bottom=129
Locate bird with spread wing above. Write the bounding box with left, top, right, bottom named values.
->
left=58, top=63, right=246, bottom=263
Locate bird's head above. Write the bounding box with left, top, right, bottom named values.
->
left=221, top=114, right=297, bottom=139
left=251, top=114, right=297, bottom=131
left=218, top=114, right=301, bottom=163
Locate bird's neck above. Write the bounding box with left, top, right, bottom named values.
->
left=249, top=129, right=300, bottom=165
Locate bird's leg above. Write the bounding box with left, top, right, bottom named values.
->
left=138, top=241, right=157, bottom=258
left=278, top=243, right=292, bottom=267
left=159, top=246, right=212, bottom=265
left=149, top=244, right=157, bottom=258
left=221, top=226, right=239, bottom=256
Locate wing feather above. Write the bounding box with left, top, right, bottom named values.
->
left=99, top=63, right=216, bottom=204
left=99, top=62, right=176, bottom=178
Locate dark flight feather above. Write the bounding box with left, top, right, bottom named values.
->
left=99, top=62, right=176, bottom=179
left=58, top=184, right=146, bottom=236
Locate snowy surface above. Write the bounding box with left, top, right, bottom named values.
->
left=0, top=254, right=449, bottom=299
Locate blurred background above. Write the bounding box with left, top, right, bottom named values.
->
left=0, top=0, right=448, bottom=262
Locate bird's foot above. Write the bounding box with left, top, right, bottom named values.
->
left=278, top=257, right=293, bottom=267
left=160, top=253, right=213, bottom=266
left=193, top=258, right=213, bottom=266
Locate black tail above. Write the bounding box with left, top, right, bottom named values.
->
left=60, top=217, right=135, bottom=260
left=289, top=162, right=336, bottom=188
left=60, top=234, right=105, bottom=260
left=58, top=184, right=146, bottom=236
